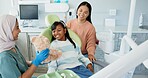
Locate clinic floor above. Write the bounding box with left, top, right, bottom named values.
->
left=132, top=75, right=148, bottom=78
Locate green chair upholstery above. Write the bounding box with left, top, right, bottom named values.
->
left=40, top=28, right=82, bottom=48
left=45, top=14, right=60, bottom=27
left=37, top=70, right=80, bottom=78
left=68, top=29, right=81, bottom=47
left=40, top=14, right=82, bottom=47
left=40, top=28, right=52, bottom=42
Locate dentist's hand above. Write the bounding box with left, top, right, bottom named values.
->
left=32, top=48, right=49, bottom=67
left=35, top=51, right=39, bottom=56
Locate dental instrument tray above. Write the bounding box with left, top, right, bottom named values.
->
left=37, top=70, right=80, bottom=78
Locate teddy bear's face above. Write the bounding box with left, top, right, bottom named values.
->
left=32, top=35, right=50, bottom=52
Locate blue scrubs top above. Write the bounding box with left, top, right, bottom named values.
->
left=0, top=46, right=28, bottom=78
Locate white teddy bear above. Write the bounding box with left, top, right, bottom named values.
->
left=31, top=35, right=62, bottom=63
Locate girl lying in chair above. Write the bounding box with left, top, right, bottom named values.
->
left=47, top=20, right=93, bottom=78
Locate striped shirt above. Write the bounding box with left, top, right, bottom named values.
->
left=47, top=39, right=91, bottom=73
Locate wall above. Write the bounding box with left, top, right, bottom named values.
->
left=68, top=0, right=148, bottom=32
left=0, top=0, right=12, bottom=16
left=0, top=0, right=148, bottom=32
left=68, top=0, right=130, bottom=27
left=135, top=0, right=148, bottom=26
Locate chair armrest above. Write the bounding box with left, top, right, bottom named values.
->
left=93, top=60, right=109, bottom=67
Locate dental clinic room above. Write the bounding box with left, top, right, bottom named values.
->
left=0, top=0, right=148, bottom=78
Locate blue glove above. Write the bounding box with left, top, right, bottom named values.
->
left=36, top=51, right=39, bottom=56
left=35, top=51, right=47, bottom=65
left=32, top=48, right=50, bottom=67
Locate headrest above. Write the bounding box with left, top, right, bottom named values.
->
left=40, top=28, right=82, bottom=48
left=45, top=14, right=60, bottom=27
left=43, top=14, right=81, bottom=47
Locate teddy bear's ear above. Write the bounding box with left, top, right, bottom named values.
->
left=31, top=36, right=36, bottom=43
left=44, top=36, right=50, bottom=43
left=40, top=35, right=49, bottom=42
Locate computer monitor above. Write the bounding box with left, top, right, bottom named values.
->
left=19, top=5, right=38, bottom=20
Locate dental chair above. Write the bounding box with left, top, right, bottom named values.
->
left=40, top=14, right=81, bottom=47
left=38, top=14, right=82, bottom=78
left=39, top=14, right=105, bottom=78
left=40, top=28, right=81, bottom=47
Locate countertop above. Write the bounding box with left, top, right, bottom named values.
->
left=20, top=26, right=148, bottom=33
left=97, top=26, right=148, bottom=33
left=20, top=26, right=47, bottom=33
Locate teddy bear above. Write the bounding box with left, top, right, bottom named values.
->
left=31, top=35, right=62, bottom=63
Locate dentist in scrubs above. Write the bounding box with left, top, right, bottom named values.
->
left=0, top=15, right=49, bottom=78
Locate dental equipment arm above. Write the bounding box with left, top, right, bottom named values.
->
left=119, top=35, right=138, bottom=55
left=90, top=40, right=148, bottom=78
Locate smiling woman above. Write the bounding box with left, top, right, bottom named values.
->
left=12, top=19, right=21, bottom=40
left=66, top=1, right=98, bottom=62
left=0, top=14, right=49, bottom=78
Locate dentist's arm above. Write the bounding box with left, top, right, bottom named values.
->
left=19, top=48, right=49, bottom=78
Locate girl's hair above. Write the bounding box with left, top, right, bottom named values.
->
left=76, top=1, right=92, bottom=24
left=51, top=20, right=76, bottom=48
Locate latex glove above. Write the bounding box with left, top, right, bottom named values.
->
left=35, top=51, right=43, bottom=64
left=32, top=48, right=49, bottom=67
left=36, top=51, right=39, bottom=56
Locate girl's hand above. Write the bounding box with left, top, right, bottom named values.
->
left=96, top=39, right=99, bottom=45
left=88, top=54, right=96, bottom=62
left=87, top=63, right=94, bottom=73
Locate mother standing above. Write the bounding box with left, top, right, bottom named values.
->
left=67, top=1, right=98, bottom=62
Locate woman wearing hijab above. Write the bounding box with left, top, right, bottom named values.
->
left=0, top=15, right=49, bottom=78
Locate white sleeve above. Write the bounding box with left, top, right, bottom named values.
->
left=76, top=46, right=92, bottom=66
left=47, top=60, right=57, bottom=73
left=47, top=41, right=58, bottom=73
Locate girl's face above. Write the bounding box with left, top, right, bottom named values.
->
left=77, top=5, right=89, bottom=21
left=12, top=20, right=21, bottom=40
left=52, top=25, right=66, bottom=41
